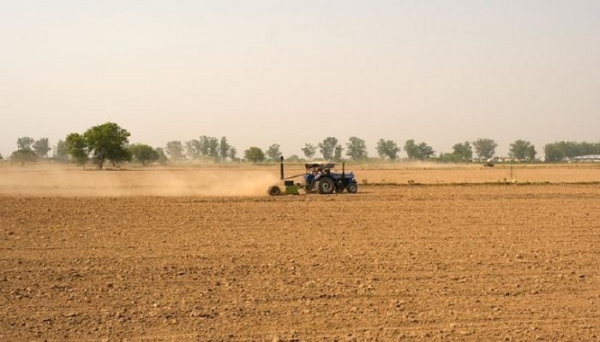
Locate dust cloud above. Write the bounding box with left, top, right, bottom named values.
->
left=0, top=167, right=280, bottom=197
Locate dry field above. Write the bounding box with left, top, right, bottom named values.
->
left=1, top=164, right=599, bottom=341
left=0, top=162, right=599, bottom=196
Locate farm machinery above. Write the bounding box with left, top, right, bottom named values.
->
left=267, top=157, right=358, bottom=196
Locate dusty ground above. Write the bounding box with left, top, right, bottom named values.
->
left=1, top=162, right=599, bottom=197
left=1, top=165, right=599, bottom=341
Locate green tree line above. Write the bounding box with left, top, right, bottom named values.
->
left=6, top=122, right=600, bottom=167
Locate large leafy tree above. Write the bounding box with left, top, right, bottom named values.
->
left=266, top=144, right=282, bottom=161
left=417, top=142, right=435, bottom=159
left=65, top=133, right=89, bottom=168
left=83, top=122, right=131, bottom=169
left=165, top=141, right=185, bottom=161
left=451, top=141, right=473, bottom=162
left=346, top=137, right=368, bottom=161
left=17, top=137, right=35, bottom=151
left=12, top=136, right=39, bottom=164
left=404, top=139, right=435, bottom=160
left=244, top=147, right=265, bottom=163
left=544, top=143, right=564, bottom=162
left=33, top=138, right=51, bottom=158
left=301, top=143, right=316, bottom=159
left=473, top=138, right=498, bottom=160
left=509, top=140, right=536, bottom=161
left=318, top=137, right=339, bottom=160
left=129, top=144, right=160, bottom=165
left=376, top=139, right=400, bottom=160
left=404, top=139, right=419, bottom=160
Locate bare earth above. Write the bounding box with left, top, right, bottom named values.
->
left=1, top=165, right=599, bottom=341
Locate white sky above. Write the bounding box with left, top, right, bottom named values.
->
left=1, top=0, right=599, bottom=158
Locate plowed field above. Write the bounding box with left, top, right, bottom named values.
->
left=1, top=167, right=599, bottom=341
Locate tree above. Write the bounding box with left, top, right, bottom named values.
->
left=0, top=153, right=3, bottom=160
left=473, top=138, right=497, bottom=160
left=525, top=145, right=537, bottom=161
left=438, top=153, right=462, bottom=163
left=438, top=142, right=472, bottom=163
left=229, top=147, right=238, bottom=161
left=417, top=142, right=435, bottom=159
left=543, top=141, right=600, bottom=162
left=266, top=144, right=282, bottom=161
left=32, top=138, right=51, bottom=158
left=17, top=137, right=35, bottom=151
left=185, top=140, right=201, bottom=159
left=244, top=147, right=265, bottom=163
left=318, top=137, right=339, bottom=160
left=54, top=139, right=69, bottom=162
left=206, top=137, right=220, bottom=161
left=198, top=136, right=210, bottom=157
left=287, top=154, right=302, bottom=162
left=156, top=148, right=168, bottom=165
left=165, top=141, right=185, bottom=161
left=301, top=143, right=316, bottom=159
left=544, top=143, right=564, bottom=162
left=334, top=145, right=344, bottom=161
left=65, top=133, right=89, bottom=168
left=11, top=150, right=37, bottom=164
left=129, top=144, right=160, bottom=165
left=509, top=140, right=536, bottom=161
left=404, top=139, right=435, bottom=160
left=219, top=137, right=231, bottom=162
left=83, top=122, right=131, bottom=169
left=404, top=140, right=419, bottom=160
left=451, top=141, right=473, bottom=162
left=376, top=139, right=400, bottom=160
left=346, top=137, right=368, bottom=161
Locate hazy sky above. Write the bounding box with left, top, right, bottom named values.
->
left=1, top=0, right=599, bottom=159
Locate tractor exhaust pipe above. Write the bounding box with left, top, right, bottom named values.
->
left=342, top=162, right=345, bottom=179
left=280, top=156, right=284, bottom=180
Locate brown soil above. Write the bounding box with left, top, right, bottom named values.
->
left=1, top=182, right=599, bottom=341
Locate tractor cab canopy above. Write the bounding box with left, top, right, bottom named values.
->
left=304, top=163, right=336, bottom=171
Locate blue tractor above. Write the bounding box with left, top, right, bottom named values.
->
left=267, top=158, right=358, bottom=195
left=303, top=162, right=358, bottom=194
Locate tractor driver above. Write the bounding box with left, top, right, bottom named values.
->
left=313, top=166, right=322, bottom=180
left=305, top=165, right=321, bottom=191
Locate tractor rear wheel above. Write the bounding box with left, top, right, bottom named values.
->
left=318, top=178, right=335, bottom=194
left=267, top=185, right=281, bottom=196
left=346, top=183, right=358, bottom=193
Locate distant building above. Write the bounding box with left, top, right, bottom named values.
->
left=571, top=155, right=600, bottom=162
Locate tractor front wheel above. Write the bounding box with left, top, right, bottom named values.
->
left=346, top=183, right=358, bottom=193
left=318, top=178, right=335, bottom=194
